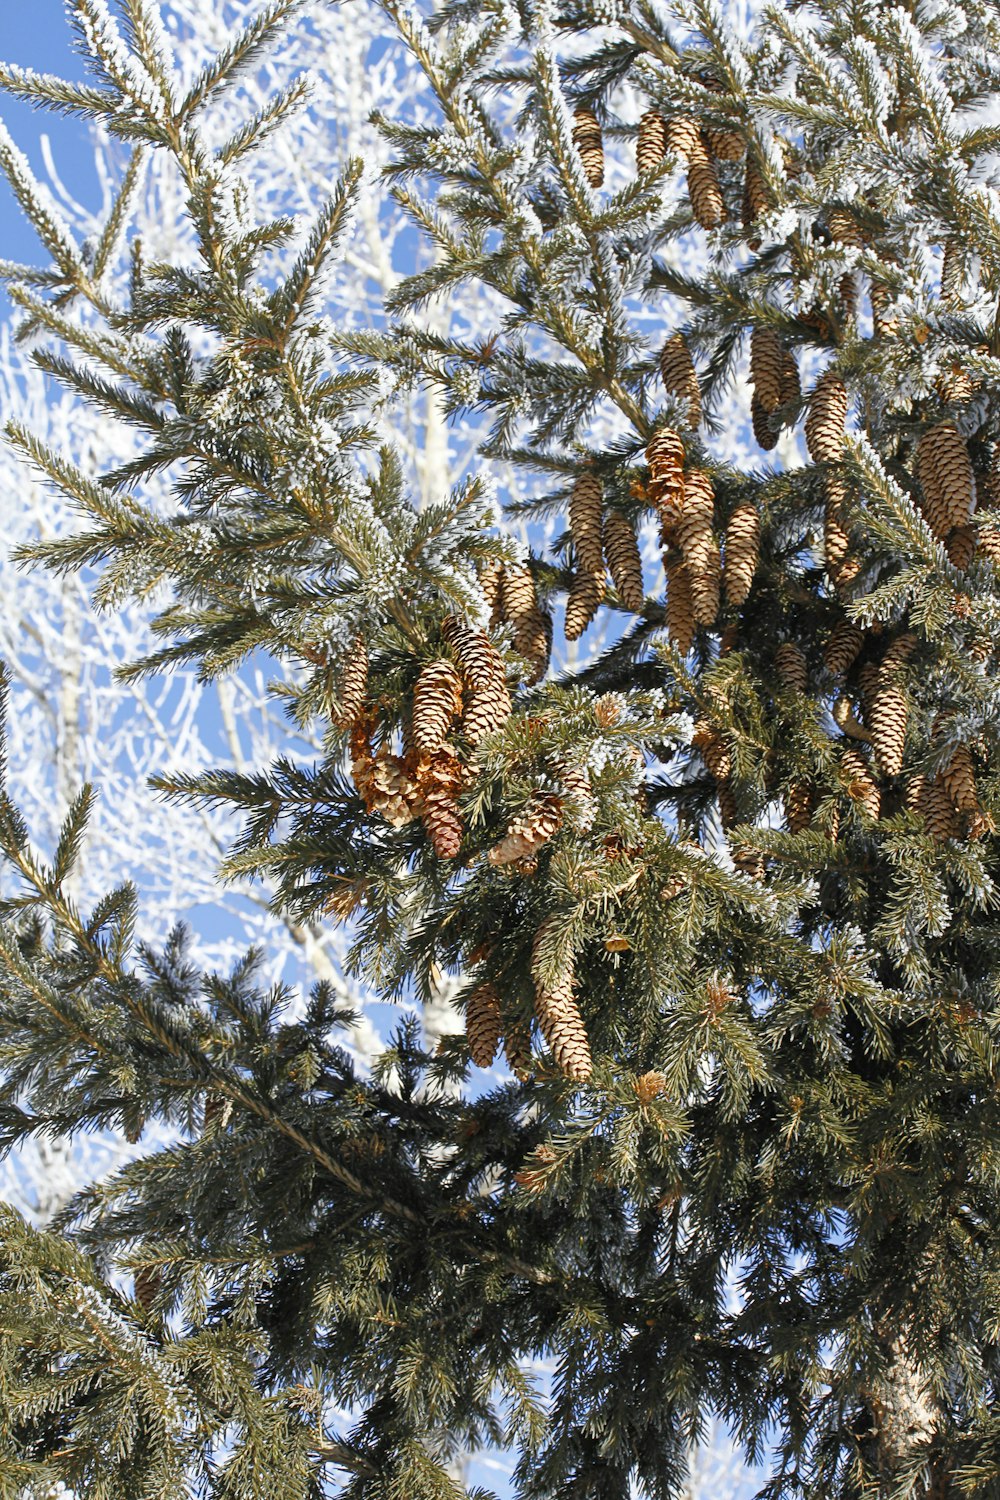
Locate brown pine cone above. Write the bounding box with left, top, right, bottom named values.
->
left=823, top=619, right=865, bottom=676
left=488, top=793, right=563, bottom=867
left=678, top=469, right=719, bottom=625
left=692, top=719, right=732, bottom=781
left=659, top=333, right=702, bottom=426
left=751, top=394, right=779, bottom=451
left=502, top=564, right=549, bottom=683
left=634, top=1069, right=667, bottom=1103
left=665, top=553, right=696, bottom=655
left=420, top=749, right=465, bottom=858
left=686, top=132, right=726, bottom=229
left=775, top=641, right=808, bottom=695
left=646, top=427, right=686, bottom=533
left=785, top=780, right=814, bottom=834
left=570, top=471, right=605, bottom=575
left=637, top=109, right=667, bottom=173
left=940, top=243, right=963, bottom=302
left=943, top=743, right=978, bottom=813
left=869, top=275, right=897, bottom=339
left=442, top=615, right=511, bottom=742
left=572, top=108, right=604, bottom=188
left=919, top=421, right=974, bottom=535
left=977, top=517, right=1000, bottom=566
left=878, top=632, right=917, bottom=680
left=935, top=364, right=975, bottom=404
left=503, top=1016, right=534, bottom=1081
left=412, top=659, right=463, bottom=753
left=556, top=759, right=596, bottom=832
left=828, top=209, right=862, bottom=248
left=805, top=370, right=849, bottom=464
left=779, top=350, right=801, bottom=407
left=134, top=1266, right=161, bottom=1315
left=565, top=568, right=604, bottom=641
left=665, top=116, right=700, bottom=158
left=839, top=271, right=858, bottom=322
left=531, top=922, right=592, bottom=1083
left=466, top=981, right=502, bottom=1067
left=912, top=774, right=958, bottom=841
left=603, top=511, right=645, bottom=612
left=750, top=327, right=784, bottom=413
left=742, top=159, right=770, bottom=234
left=841, top=749, right=881, bottom=821
left=867, top=681, right=908, bottom=777
left=702, top=125, right=745, bottom=161
left=480, top=558, right=504, bottom=623
left=733, top=846, right=765, bottom=881
left=333, top=633, right=368, bottom=729
left=717, top=779, right=738, bottom=829
left=824, top=477, right=859, bottom=589
left=724, top=502, right=760, bottom=607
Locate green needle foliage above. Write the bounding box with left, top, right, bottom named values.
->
left=5, top=0, right=1000, bottom=1495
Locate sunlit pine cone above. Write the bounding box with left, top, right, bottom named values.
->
left=570, top=471, right=606, bottom=576
left=333, top=633, right=368, bottom=729
left=686, top=131, right=726, bottom=229
left=839, top=271, right=858, bottom=322
left=692, top=719, right=732, bottom=782
left=866, top=681, right=908, bottom=777
left=733, top=845, right=765, bottom=881
left=717, top=779, right=738, bottom=829
left=878, top=632, right=917, bottom=681
left=702, top=125, right=745, bottom=161
left=785, top=780, right=814, bottom=834
left=646, top=427, right=686, bottom=534
left=805, top=370, right=848, bottom=464
left=369, top=751, right=422, bottom=828
left=823, top=619, right=865, bottom=677
left=419, top=748, right=465, bottom=857
left=824, top=477, right=859, bottom=589
left=488, top=793, right=563, bottom=867
left=841, top=749, right=881, bottom=821
left=665, top=552, right=696, bottom=656
left=774, top=641, right=808, bottom=695
left=751, top=394, right=779, bottom=451
left=750, top=327, right=784, bottom=413
left=828, top=209, right=862, bottom=248
left=677, top=469, right=719, bottom=626
left=565, top=568, right=604, bottom=641
left=935, top=364, right=975, bottom=404
left=869, top=275, right=897, bottom=339
left=659, top=333, right=702, bottom=426
left=977, top=517, right=1000, bottom=567
left=466, top=981, right=502, bottom=1067
left=603, top=511, right=645, bottom=612
left=636, top=109, right=667, bottom=173
left=918, top=422, right=974, bottom=536
left=779, top=349, right=801, bottom=408
left=742, top=159, right=770, bottom=248
left=349, top=718, right=379, bottom=811
left=556, top=759, right=596, bottom=832
left=723, top=502, right=760, bottom=608
left=479, top=558, right=504, bottom=624
left=412, top=659, right=463, bottom=753
left=634, top=1070, right=667, bottom=1103
left=665, top=115, right=700, bottom=159
left=442, top=615, right=511, bottom=743
left=531, top=922, right=592, bottom=1084
left=572, top=108, right=604, bottom=188
left=943, top=743, right=978, bottom=814
left=501, top=564, right=550, bottom=684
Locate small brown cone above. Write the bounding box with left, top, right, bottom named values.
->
left=977, top=517, right=1000, bottom=566
left=634, top=1069, right=667, bottom=1103
left=824, top=477, right=858, bottom=589
left=915, top=775, right=958, bottom=841
left=724, top=503, right=760, bottom=607
left=742, top=159, right=770, bottom=242
left=565, top=569, right=604, bottom=641
left=751, top=394, right=778, bottom=451
left=570, top=471, right=605, bottom=575
left=935, top=364, right=975, bottom=404
left=665, top=553, right=696, bottom=656
left=531, top=922, right=592, bottom=1083
left=134, top=1266, right=161, bottom=1315
left=412, top=659, right=463, bottom=753
left=775, top=642, right=808, bottom=695
left=686, top=133, right=726, bottom=229
left=779, top=350, right=801, bottom=408
left=502, top=564, right=549, bottom=683
left=442, top=615, right=511, bottom=743
left=557, top=759, right=596, bottom=832
left=659, top=334, right=702, bottom=426
left=703, top=125, right=745, bottom=161
left=677, top=469, right=719, bottom=626
left=785, top=780, right=814, bottom=834
left=466, top=982, right=502, bottom=1067
left=750, top=327, right=784, bottom=413
left=841, top=749, right=881, bottom=821
left=692, top=719, right=732, bottom=781
left=828, top=209, right=862, bottom=248
left=943, top=743, right=978, bottom=813
left=637, top=110, right=667, bottom=173
left=572, top=108, right=603, bottom=188
left=419, top=748, right=465, bottom=858
left=503, top=1017, right=533, bottom=1081
left=603, top=511, right=645, bottom=612
left=823, top=619, right=865, bottom=676
left=940, top=243, right=963, bottom=302
left=805, top=370, right=849, bottom=464
left=919, top=422, right=974, bottom=535
left=480, top=559, right=504, bottom=623
left=333, top=634, right=368, bottom=728
left=488, top=793, right=563, bottom=866
left=867, top=681, right=908, bottom=777
left=717, top=779, right=738, bottom=830
left=870, top=276, right=897, bottom=339
left=665, top=116, right=700, bottom=159
left=646, top=427, right=686, bottom=533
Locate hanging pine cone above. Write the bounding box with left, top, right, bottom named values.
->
left=785, top=780, right=814, bottom=834
left=466, top=981, right=502, bottom=1067
left=572, top=108, right=604, bottom=188
left=823, top=619, right=865, bottom=677
left=724, top=502, right=760, bottom=607
left=869, top=275, right=897, bottom=339
left=805, top=370, right=849, bottom=464
left=677, top=469, right=720, bottom=626
left=750, top=327, right=784, bottom=413
left=647, top=427, right=686, bottom=533
left=637, top=109, right=667, bottom=173
left=134, top=1266, right=161, bottom=1316
left=603, top=511, right=645, bottom=612
left=333, top=633, right=368, bottom=728
left=488, top=793, right=563, bottom=867
left=977, top=518, right=1000, bottom=566
left=828, top=209, right=862, bottom=248
left=733, top=845, right=765, bottom=881
left=665, top=552, right=696, bottom=656
left=878, top=632, right=917, bottom=680
left=686, top=132, right=726, bottom=229
left=665, top=116, right=700, bottom=158
left=717, top=779, right=738, bottom=830
left=775, top=641, right=808, bottom=695
left=841, top=749, right=881, bottom=821
left=935, top=364, right=975, bottom=404
left=867, top=681, right=908, bottom=777
left=634, top=1069, right=667, bottom=1103
left=503, top=1016, right=533, bottom=1081
left=565, top=569, right=604, bottom=641
left=692, top=719, right=732, bottom=781
left=751, top=394, right=779, bottom=451
left=824, top=477, right=859, bottom=589
left=702, top=125, right=745, bottom=161
left=940, top=243, right=963, bottom=302
left=556, top=759, right=596, bottom=832
left=742, top=159, right=769, bottom=236
left=412, top=659, right=463, bottom=753
left=779, top=350, right=801, bottom=408
left=418, top=747, right=465, bottom=857
left=943, top=743, right=978, bottom=813
left=531, top=922, right=592, bottom=1083
left=659, top=333, right=702, bottom=426
left=479, top=558, right=504, bottom=623
left=912, top=774, right=958, bottom=841
left=502, top=564, right=549, bottom=683
left=441, top=615, right=511, bottom=743
left=570, top=471, right=606, bottom=575
left=917, top=421, right=974, bottom=536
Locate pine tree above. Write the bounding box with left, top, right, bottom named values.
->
left=5, top=1, right=1000, bottom=1498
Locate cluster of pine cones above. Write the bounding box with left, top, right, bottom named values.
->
left=564, top=470, right=645, bottom=639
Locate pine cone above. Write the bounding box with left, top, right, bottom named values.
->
left=918, top=422, right=974, bottom=536
left=665, top=553, right=696, bottom=655
left=603, top=511, right=645, bottom=612
left=665, top=116, right=700, bottom=159
left=733, top=846, right=765, bottom=881
left=565, top=568, right=604, bottom=641
left=940, top=243, right=963, bottom=302
left=134, top=1266, right=161, bottom=1316
left=841, top=749, right=881, bottom=821
left=702, top=125, right=745, bottom=161
left=531, top=922, right=592, bottom=1083
left=824, top=477, right=858, bottom=589
left=742, top=159, right=770, bottom=235
left=442, top=615, right=511, bottom=743
left=785, top=780, right=814, bottom=834
left=686, top=132, right=726, bottom=229
left=572, top=108, right=604, bottom=187
left=488, top=793, right=563, bottom=866
left=828, top=209, right=862, bottom=248
left=779, top=350, right=801, bottom=408
left=870, top=275, right=897, bottom=339
left=692, top=719, right=731, bottom=781
left=659, top=333, right=702, bottom=426
left=677, top=469, right=719, bottom=626
left=333, top=633, right=368, bottom=728
left=647, top=427, right=686, bottom=533
left=479, top=558, right=504, bottom=623
left=977, top=517, right=1000, bottom=566
left=839, top=271, right=858, bottom=322
left=751, top=394, right=779, bottom=451
left=502, top=564, right=549, bottom=683
left=570, top=471, right=605, bottom=575
left=503, top=1017, right=533, bottom=1081
left=637, top=109, right=667, bottom=173
left=943, top=743, right=978, bottom=813
left=878, top=633, right=916, bottom=680
left=805, top=370, right=849, bottom=464
left=419, top=748, right=465, bottom=858
left=912, top=774, right=958, bottom=841
left=750, top=327, right=784, bottom=413
left=823, top=619, right=865, bottom=676
left=775, top=641, right=808, bottom=695
left=724, top=502, right=760, bottom=606
left=466, top=981, right=502, bottom=1067
left=935, top=364, right=975, bottom=404
left=634, top=1069, right=667, bottom=1103
left=412, top=659, right=463, bottom=753
left=717, top=780, right=738, bottom=829
left=867, top=681, right=908, bottom=777
left=556, top=759, right=596, bottom=831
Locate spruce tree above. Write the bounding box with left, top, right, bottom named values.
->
left=4, top=1, right=1000, bottom=1497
